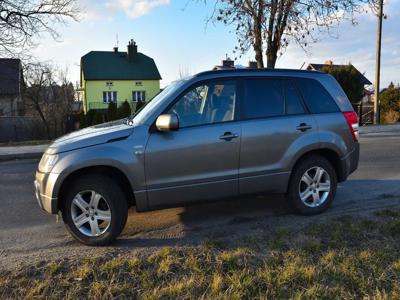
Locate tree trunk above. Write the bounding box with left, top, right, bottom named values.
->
left=34, top=102, right=51, bottom=139
left=254, top=42, right=264, bottom=68
left=266, top=44, right=278, bottom=69
left=253, top=14, right=264, bottom=68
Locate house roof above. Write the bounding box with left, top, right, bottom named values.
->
left=306, top=63, right=372, bottom=85
left=0, top=58, right=22, bottom=95
left=81, top=51, right=161, bottom=81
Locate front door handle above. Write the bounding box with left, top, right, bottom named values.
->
left=219, top=132, right=239, bottom=141
left=296, top=123, right=312, bottom=132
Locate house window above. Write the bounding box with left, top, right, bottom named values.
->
left=135, top=81, right=143, bottom=86
left=103, top=91, right=117, bottom=103
left=132, top=91, right=146, bottom=102
left=106, top=81, right=114, bottom=87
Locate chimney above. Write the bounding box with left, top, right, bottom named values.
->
left=127, top=39, right=137, bottom=62
left=113, top=46, right=118, bottom=53
left=324, top=59, right=333, bottom=65
left=248, top=61, right=257, bottom=68
left=222, top=58, right=234, bottom=68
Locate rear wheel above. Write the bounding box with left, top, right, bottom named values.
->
left=61, top=174, right=128, bottom=246
left=287, top=155, right=337, bottom=215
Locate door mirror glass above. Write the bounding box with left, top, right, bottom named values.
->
left=156, top=114, right=179, bottom=131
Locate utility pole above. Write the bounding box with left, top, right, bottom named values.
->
left=373, top=0, right=384, bottom=124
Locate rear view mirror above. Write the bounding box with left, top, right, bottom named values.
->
left=155, top=114, right=179, bottom=132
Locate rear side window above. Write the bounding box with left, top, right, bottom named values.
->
left=243, top=79, right=284, bottom=119
left=285, top=80, right=305, bottom=115
left=295, top=78, right=339, bottom=113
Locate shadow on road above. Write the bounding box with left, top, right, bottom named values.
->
left=116, top=179, right=400, bottom=248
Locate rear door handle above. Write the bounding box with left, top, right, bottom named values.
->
left=219, top=132, right=239, bottom=141
left=296, top=123, right=312, bottom=132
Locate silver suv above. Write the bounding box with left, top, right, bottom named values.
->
left=35, top=69, right=360, bottom=245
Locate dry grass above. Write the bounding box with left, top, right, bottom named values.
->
left=1, top=209, right=400, bottom=299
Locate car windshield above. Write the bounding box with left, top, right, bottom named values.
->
left=128, top=80, right=186, bottom=125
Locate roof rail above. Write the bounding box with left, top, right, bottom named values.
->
left=194, top=68, right=323, bottom=78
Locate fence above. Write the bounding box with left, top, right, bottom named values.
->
left=353, top=103, right=374, bottom=126
left=0, top=116, right=47, bottom=142
left=87, top=101, right=142, bottom=112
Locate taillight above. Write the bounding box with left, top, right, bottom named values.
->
left=343, top=111, right=359, bottom=141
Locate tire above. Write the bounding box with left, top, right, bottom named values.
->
left=286, top=155, right=337, bottom=215
left=61, top=174, right=128, bottom=246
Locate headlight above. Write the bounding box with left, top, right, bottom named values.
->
left=38, top=154, right=59, bottom=173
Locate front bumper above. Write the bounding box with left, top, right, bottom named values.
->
left=34, top=170, right=60, bottom=214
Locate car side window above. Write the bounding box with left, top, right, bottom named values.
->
left=285, top=80, right=305, bottom=115
left=243, top=79, right=284, bottom=119
left=295, top=78, right=339, bottom=113
left=168, top=80, right=237, bottom=128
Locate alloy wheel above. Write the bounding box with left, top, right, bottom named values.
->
left=70, top=190, right=111, bottom=237
left=298, top=166, right=331, bottom=208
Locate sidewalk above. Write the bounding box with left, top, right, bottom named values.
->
left=359, top=123, right=400, bottom=135
left=0, top=144, right=48, bottom=161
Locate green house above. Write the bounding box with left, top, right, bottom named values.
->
left=80, top=40, right=161, bottom=114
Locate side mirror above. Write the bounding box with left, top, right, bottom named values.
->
left=155, top=113, right=179, bottom=132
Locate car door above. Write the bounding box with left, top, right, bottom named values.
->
left=145, top=79, right=241, bottom=209
left=239, top=78, right=318, bottom=195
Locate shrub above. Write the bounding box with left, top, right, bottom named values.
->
left=85, top=110, right=97, bottom=126
left=380, top=82, right=400, bottom=123
left=135, top=101, right=145, bottom=113
left=78, top=111, right=87, bottom=129
left=322, top=64, right=364, bottom=104
left=118, top=100, right=132, bottom=119
left=92, top=110, right=105, bottom=125
left=107, top=102, right=118, bottom=121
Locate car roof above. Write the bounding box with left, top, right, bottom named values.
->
left=190, top=68, right=353, bottom=113
left=194, top=68, right=326, bottom=80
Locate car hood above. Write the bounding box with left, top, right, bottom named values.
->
left=46, top=119, right=134, bottom=154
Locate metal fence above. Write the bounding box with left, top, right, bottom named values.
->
left=0, top=116, right=47, bottom=142
left=353, top=103, right=374, bottom=126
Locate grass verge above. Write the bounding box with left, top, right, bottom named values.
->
left=1, top=209, right=400, bottom=299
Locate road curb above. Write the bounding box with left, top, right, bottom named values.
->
left=0, top=152, right=43, bottom=162
left=359, top=124, right=400, bottom=135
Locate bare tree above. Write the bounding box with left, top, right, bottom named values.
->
left=23, top=62, right=75, bottom=139
left=23, top=63, right=52, bottom=138
left=0, top=0, right=79, bottom=56
left=53, top=66, right=74, bottom=134
left=199, top=0, right=374, bottom=68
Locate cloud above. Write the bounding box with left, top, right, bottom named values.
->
left=106, top=0, right=170, bottom=18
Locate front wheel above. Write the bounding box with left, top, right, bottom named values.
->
left=61, top=174, right=128, bottom=246
left=287, top=155, right=337, bottom=215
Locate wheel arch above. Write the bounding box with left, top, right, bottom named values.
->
left=291, top=148, right=346, bottom=183
left=57, top=165, right=136, bottom=211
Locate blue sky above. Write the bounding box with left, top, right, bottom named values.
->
left=32, top=0, right=399, bottom=88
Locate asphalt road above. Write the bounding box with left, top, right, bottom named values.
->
left=1, top=132, right=400, bottom=269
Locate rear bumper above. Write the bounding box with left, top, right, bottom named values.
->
left=339, top=142, right=359, bottom=181
left=349, top=142, right=360, bottom=174
left=34, top=171, right=60, bottom=214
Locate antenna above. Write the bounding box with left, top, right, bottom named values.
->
left=115, top=34, right=119, bottom=47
